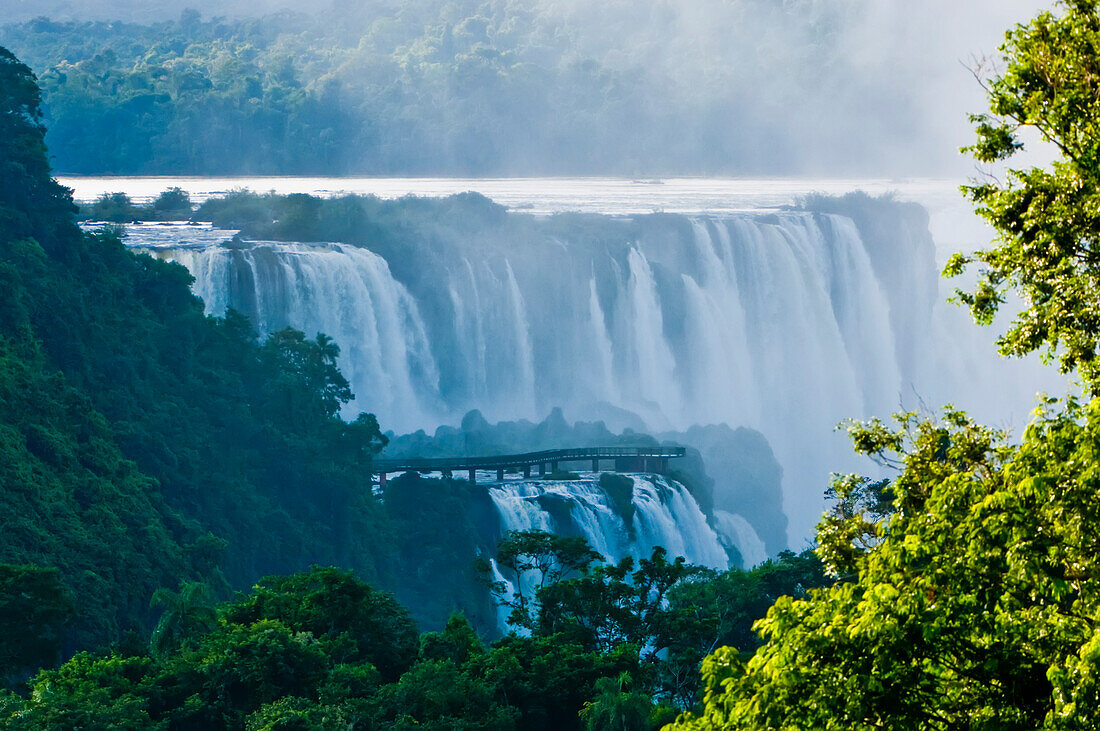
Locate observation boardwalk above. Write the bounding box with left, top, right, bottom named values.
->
left=370, top=446, right=686, bottom=486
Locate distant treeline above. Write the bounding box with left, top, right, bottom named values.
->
left=0, top=1, right=917, bottom=176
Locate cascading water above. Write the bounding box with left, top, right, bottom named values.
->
left=484, top=471, right=740, bottom=631
left=167, top=243, right=445, bottom=431
left=488, top=474, right=730, bottom=570
left=711, top=511, right=768, bottom=569
left=138, top=202, right=1053, bottom=544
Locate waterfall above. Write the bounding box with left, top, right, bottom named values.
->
left=488, top=473, right=728, bottom=570
left=162, top=243, right=443, bottom=433
left=487, top=558, right=518, bottom=632
left=142, top=205, right=991, bottom=544
left=712, top=510, right=768, bottom=569
left=588, top=276, right=619, bottom=404
left=504, top=261, right=537, bottom=417
left=621, top=247, right=679, bottom=423
left=483, top=471, right=731, bottom=630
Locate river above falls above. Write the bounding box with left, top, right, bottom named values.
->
left=61, top=175, right=984, bottom=253
left=59, top=175, right=959, bottom=213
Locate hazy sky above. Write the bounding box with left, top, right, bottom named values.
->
left=539, top=0, right=1057, bottom=175
left=846, top=0, right=1054, bottom=175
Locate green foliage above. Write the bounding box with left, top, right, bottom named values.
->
left=370, top=657, right=519, bottom=730
left=149, top=581, right=216, bottom=658
left=244, top=696, right=350, bottom=731
left=221, top=567, right=419, bottom=681
left=485, top=531, right=830, bottom=710
left=382, top=472, right=498, bottom=634
left=418, top=614, right=486, bottom=666
left=0, top=565, right=72, bottom=685
left=537, top=547, right=701, bottom=660
left=537, top=558, right=646, bottom=655
left=665, top=549, right=828, bottom=656
left=11, top=652, right=162, bottom=730
left=951, top=0, right=1100, bottom=389
left=0, top=281, right=201, bottom=652
left=150, top=187, right=191, bottom=217
left=0, top=216, right=393, bottom=649
left=4, top=569, right=386, bottom=728
left=667, top=5, right=1100, bottom=726
left=671, top=401, right=1100, bottom=728
left=475, top=634, right=643, bottom=731
left=2, top=567, right=671, bottom=730
left=0, top=47, right=75, bottom=253
left=490, top=529, right=600, bottom=631
left=88, top=191, right=141, bottom=222
left=78, top=187, right=194, bottom=222
left=0, top=545, right=830, bottom=728
left=258, top=329, right=353, bottom=430
left=183, top=620, right=333, bottom=727
left=579, top=673, right=655, bottom=731
left=0, top=45, right=396, bottom=656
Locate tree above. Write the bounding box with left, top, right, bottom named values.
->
left=579, top=673, right=655, bottom=731
left=221, top=567, right=419, bottom=681
left=0, top=46, right=76, bottom=252
left=536, top=547, right=700, bottom=659
left=5, top=653, right=161, bottom=730
left=0, top=564, right=72, bottom=686
left=151, top=187, right=192, bottom=217
left=486, top=529, right=600, bottom=631
left=88, top=192, right=141, bottom=222
left=946, top=0, right=1100, bottom=388
left=5, top=568, right=409, bottom=729
left=149, top=581, right=217, bottom=658
left=243, top=696, right=350, bottom=731
left=671, top=404, right=1100, bottom=729
left=259, top=329, right=354, bottom=429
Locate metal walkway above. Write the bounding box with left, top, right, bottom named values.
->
left=371, top=446, right=686, bottom=485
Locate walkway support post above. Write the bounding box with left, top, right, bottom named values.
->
left=497, top=468, right=505, bottom=482
left=468, top=468, right=477, bottom=485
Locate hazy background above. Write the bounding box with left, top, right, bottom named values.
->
left=0, top=0, right=1053, bottom=176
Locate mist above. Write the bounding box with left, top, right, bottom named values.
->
left=0, top=0, right=1055, bottom=176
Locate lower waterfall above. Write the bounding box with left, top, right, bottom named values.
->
left=481, top=471, right=747, bottom=632
left=487, top=474, right=730, bottom=570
